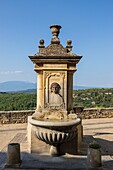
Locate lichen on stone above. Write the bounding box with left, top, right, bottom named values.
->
left=32, top=109, right=77, bottom=121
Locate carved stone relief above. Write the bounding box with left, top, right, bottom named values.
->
left=44, top=71, right=66, bottom=110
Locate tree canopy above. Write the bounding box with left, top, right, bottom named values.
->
left=0, top=88, right=113, bottom=111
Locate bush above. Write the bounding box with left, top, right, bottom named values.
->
left=89, top=141, right=101, bottom=149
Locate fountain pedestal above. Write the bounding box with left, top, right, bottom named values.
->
left=28, top=116, right=81, bottom=155
left=28, top=24, right=82, bottom=156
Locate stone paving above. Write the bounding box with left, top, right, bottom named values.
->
left=0, top=118, right=113, bottom=169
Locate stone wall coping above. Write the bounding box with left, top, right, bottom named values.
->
left=0, top=110, right=35, bottom=114
left=84, top=108, right=113, bottom=111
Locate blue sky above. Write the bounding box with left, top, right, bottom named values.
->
left=0, top=0, right=113, bottom=87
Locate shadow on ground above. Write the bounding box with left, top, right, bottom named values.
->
left=0, top=134, right=113, bottom=169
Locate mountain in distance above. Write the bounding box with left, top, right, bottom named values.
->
left=0, top=81, right=109, bottom=92
left=0, top=81, right=36, bottom=92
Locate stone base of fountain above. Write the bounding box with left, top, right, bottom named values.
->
left=27, top=115, right=82, bottom=156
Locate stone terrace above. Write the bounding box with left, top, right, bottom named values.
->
left=0, top=118, right=113, bottom=169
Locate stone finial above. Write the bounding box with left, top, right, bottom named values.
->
left=50, top=24, right=62, bottom=44
left=66, top=40, right=73, bottom=52
left=67, top=40, right=72, bottom=46
left=39, top=39, right=45, bottom=48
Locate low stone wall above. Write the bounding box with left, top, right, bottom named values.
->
left=77, top=108, right=113, bottom=119
left=0, top=108, right=113, bottom=124
left=0, top=110, right=34, bottom=124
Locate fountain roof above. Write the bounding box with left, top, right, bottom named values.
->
left=29, top=25, right=82, bottom=64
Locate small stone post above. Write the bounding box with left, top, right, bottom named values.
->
left=87, top=142, right=102, bottom=168
left=5, top=143, right=21, bottom=168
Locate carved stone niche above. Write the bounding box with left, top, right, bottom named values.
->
left=44, top=71, right=67, bottom=110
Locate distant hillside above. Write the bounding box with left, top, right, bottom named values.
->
left=0, top=81, right=105, bottom=92
left=1, top=87, right=113, bottom=111
left=0, top=81, right=36, bottom=92
left=73, top=87, right=113, bottom=108
left=16, top=89, right=36, bottom=94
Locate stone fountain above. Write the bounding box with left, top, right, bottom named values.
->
left=28, top=24, right=82, bottom=156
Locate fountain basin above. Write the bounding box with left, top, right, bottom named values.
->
left=28, top=116, right=81, bottom=156
left=28, top=116, right=80, bottom=127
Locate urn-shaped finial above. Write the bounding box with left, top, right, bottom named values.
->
left=50, top=24, right=62, bottom=44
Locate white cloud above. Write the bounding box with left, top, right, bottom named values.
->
left=0, top=71, right=23, bottom=75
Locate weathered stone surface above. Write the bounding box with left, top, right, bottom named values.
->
left=32, top=109, right=77, bottom=121
left=77, top=108, right=113, bottom=119
left=0, top=110, right=34, bottom=124
left=1, top=108, right=113, bottom=124
left=87, top=147, right=102, bottom=168
left=27, top=118, right=79, bottom=155
left=5, top=143, right=21, bottom=168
